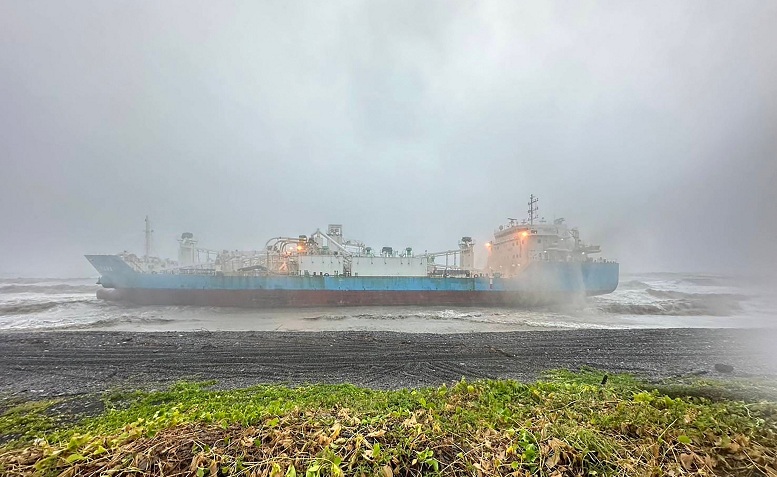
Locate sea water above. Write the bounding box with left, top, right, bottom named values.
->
left=0, top=273, right=773, bottom=332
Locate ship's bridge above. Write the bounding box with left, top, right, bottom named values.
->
left=486, top=209, right=604, bottom=277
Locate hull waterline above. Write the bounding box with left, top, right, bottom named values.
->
left=89, top=254, right=619, bottom=308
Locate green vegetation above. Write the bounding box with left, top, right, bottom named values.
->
left=0, top=399, right=60, bottom=446
left=1, top=371, right=775, bottom=476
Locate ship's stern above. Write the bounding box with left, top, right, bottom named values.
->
left=582, top=261, right=619, bottom=296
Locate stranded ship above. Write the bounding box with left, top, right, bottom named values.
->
left=86, top=196, right=618, bottom=307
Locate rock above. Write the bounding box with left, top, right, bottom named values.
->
left=714, top=363, right=734, bottom=373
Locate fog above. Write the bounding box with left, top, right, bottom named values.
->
left=1, top=1, right=776, bottom=278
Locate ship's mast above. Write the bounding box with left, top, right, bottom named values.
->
left=144, top=216, right=153, bottom=261
left=527, top=195, right=538, bottom=226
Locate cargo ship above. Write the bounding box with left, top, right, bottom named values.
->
left=86, top=196, right=618, bottom=307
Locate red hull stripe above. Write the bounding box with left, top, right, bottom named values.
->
left=98, top=288, right=578, bottom=307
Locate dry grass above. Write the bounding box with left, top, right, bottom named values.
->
left=1, top=371, right=776, bottom=476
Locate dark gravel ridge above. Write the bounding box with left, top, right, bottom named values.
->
left=0, top=328, right=775, bottom=398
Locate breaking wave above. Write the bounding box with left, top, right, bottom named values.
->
left=305, top=314, right=349, bottom=321
left=0, top=284, right=98, bottom=294
left=301, top=310, right=613, bottom=330
left=0, top=277, right=93, bottom=284
left=645, top=288, right=746, bottom=300
left=64, top=315, right=179, bottom=330
left=0, top=298, right=99, bottom=316
left=596, top=292, right=744, bottom=316
left=305, top=310, right=488, bottom=322
left=0, top=273, right=769, bottom=331
left=522, top=320, right=610, bottom=329
left=619, top=280, right=651, bottom=290
left=0, top=302, right=62, bottom=315
left=679, top=276, right=729, bottom=286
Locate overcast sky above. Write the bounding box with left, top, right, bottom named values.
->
left=1, top=0, right=776, bottom=277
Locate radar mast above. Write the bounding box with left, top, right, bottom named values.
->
left=144, top=216, right=153, bottom=261
left=527, top=195, right=538, bottom=226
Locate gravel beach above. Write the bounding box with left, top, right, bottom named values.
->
left=0, top=328, right=775, bottom=398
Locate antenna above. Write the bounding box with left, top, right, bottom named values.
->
left=144, top=216, right=154, bottom=261
left=527, top=195, right=538, bottom=226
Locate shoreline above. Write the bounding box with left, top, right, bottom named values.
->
left=1, top=328, right=775, bottom=398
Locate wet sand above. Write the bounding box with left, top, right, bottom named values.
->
left=0, top=328, right=775, bottom=398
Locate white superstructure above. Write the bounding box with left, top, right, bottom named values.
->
left=484, top=195, right=602, bottom=277
left=351, top=255, right=428, bottom=277
left=132, top=197, right=608, bottom=279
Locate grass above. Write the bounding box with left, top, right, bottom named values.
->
left=0, top=370, right=775, bottom=476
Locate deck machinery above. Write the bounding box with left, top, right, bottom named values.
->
left=87, top=197, right=619, bottom=307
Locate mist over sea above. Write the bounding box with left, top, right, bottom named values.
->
left=0, top=273, right=773, bottom=332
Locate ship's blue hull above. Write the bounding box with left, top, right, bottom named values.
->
left=86, top=255, right=619, bottom=307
